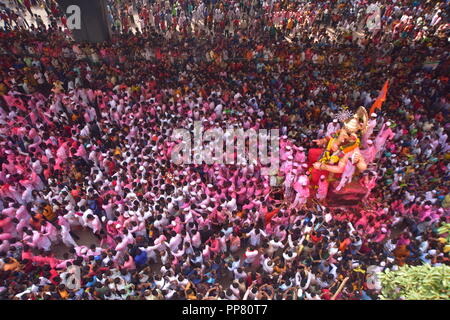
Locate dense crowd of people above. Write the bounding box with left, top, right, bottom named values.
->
left=0, top=0, right=449, bottom=300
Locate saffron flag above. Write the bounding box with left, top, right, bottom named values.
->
left=370, top=80, right=389, bottom=115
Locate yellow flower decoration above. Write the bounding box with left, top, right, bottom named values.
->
left=330, top=155, right=340, bottom=164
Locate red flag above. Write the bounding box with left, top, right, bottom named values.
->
left=2, top=95, right=27, bottom=112
left=370, top=80, right=389, bottom=115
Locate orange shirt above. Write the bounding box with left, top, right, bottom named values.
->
left=339, top=238, right=351, bottom=252
left=59, top=289, right=69, bottom=299
left=30, top=213, right=44, bottom=229
left=3, top=258, right=20, bottom=272
left=265, top=208, right=280, bottom=225
left=42, top=204, right=56, bottom=222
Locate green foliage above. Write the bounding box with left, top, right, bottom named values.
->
left=379, top=264, right=450, bottom=300
left=437, top=222, right=450, bottom=243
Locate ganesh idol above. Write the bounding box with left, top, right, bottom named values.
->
left=308, top=107, right=374, bottom=206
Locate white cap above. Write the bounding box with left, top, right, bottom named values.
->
left=371, top=113, right=377, bottom=117
left=333, top=119, right=338, bottom=123
left=367, top=140, right=373, bottom=145
left=386, top=121, right=391, bottom=126
left=320, top=175, right=325, bottom=179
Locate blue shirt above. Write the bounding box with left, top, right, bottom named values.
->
left=134, top=251, right=148, bottom=266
